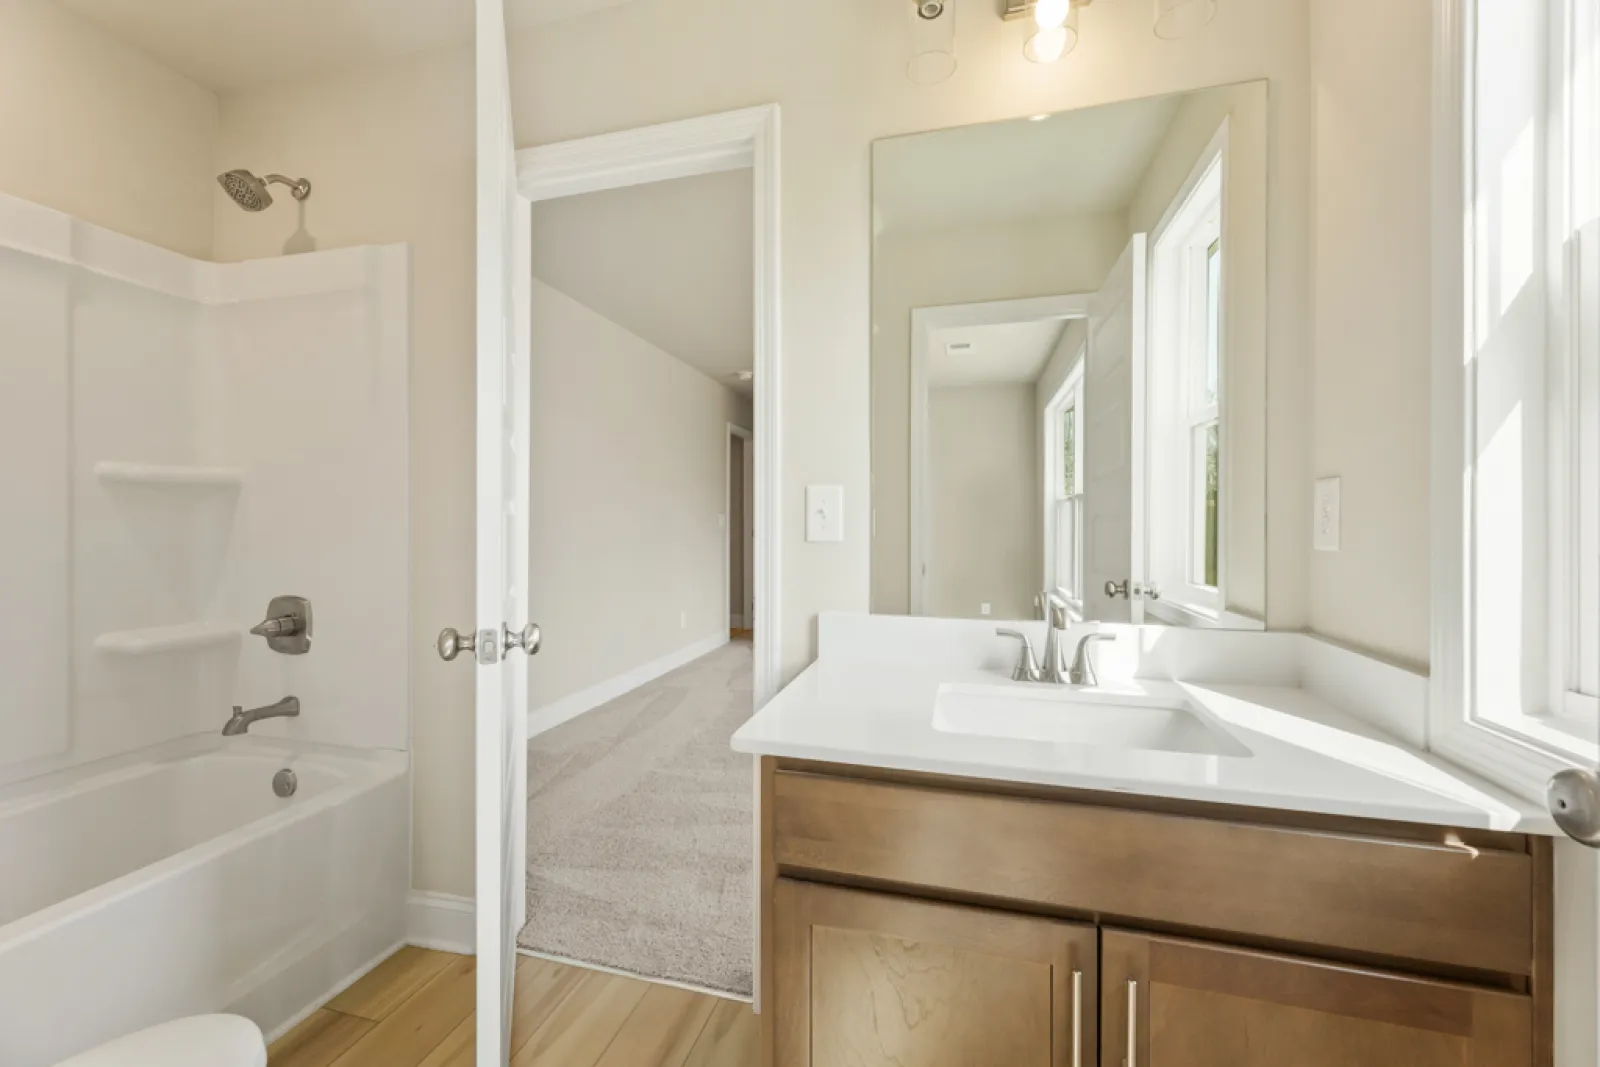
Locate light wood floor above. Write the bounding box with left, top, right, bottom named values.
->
left=268, top=948, right=757, bottom=1067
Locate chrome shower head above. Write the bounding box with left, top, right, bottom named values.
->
left=217, top=169, right=312, bottom=212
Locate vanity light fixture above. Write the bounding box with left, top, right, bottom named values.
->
left=1023, top=0, right=1077, bottom=64
left=1003, top=0, right=1215, bottom=65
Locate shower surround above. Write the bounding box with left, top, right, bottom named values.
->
left=0, top=190, right=412, bottom=1063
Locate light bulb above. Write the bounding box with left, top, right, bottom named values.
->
left=1034, top=0, right=1071, bottom=29
left=1024, top=25, right=1071, bottom=63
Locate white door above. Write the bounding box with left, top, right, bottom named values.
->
left=1083, top=235, right=1146, bottom=624
left=463, top=0, right=534, bottom=1063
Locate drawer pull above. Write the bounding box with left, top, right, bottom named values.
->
left=1125, top=979, right=1138, bottom=1067
left=1071, top=969, right=1082, bottom=1067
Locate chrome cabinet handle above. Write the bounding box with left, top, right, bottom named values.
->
left=502, top=623, right=542, bottom=656
left=1125, top=979, right=1138, bottom=1067
left=436, top=627, right=476, bottom=662
left=1071, top=969, right=1082, bottom=1067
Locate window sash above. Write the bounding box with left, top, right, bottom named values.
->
left=1430, top=0, right=1599, bottom=796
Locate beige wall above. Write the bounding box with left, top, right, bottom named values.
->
left=529, top=279, right=748, bottom=707
left=213, top=0, right=1312, bottom=898
left=0, top=0, right=216, bottom=258
left=872, top=213, right=1131, bottom=613
left=1307, top=0, right=1433, bottom=669
left=927, top=384, right=1040, bottom=620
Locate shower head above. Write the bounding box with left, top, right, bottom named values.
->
left=217, top=169, right=312, bottom=212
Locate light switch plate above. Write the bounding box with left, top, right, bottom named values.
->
left=806, top=485, right=845, bottom=543
left=1314, top=476, right=1341, bottom=552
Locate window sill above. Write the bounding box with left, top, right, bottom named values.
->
left=1145, top=597, right=1264, bottom=631
left=1429, top=709, right=1596, bottom=804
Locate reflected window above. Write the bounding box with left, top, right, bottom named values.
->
left=1148, top=149, right=1224, bottom=617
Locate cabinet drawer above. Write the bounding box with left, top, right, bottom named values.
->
left=772, top=770, right=1535, bottom=976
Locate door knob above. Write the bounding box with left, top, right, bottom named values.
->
left=502, top=623, right=541, bottom=656
left=1549, top=768, right=1600, bottom=846
left=437, top=627, right=477, bottom=662
left=1105, top=579, right=1130, bottom=599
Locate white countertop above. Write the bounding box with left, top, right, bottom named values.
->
left=731, top=660, right=1557, bottom=834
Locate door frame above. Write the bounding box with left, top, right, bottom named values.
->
left=516, top=104, right=782, bottom=710
left=909, top=294, right=1091, bottom=615
left=727, top=422, right=753, bottom=631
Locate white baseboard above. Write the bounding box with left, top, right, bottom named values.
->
left=406, top=891, right=476, bottom=955
left=527, top=633, right=730, bottom=738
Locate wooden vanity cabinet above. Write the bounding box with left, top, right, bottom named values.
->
left=1101, top=929, right=1533, bottom=1067
left=772, top=879, right=1097, bottom=1067
left=760, top=759, right=1553, bottom=1067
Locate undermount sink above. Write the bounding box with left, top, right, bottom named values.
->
left=932, top=683, right=1252, bottom=758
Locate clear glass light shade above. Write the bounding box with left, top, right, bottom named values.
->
left=908, top=0, right=957, bottom=85
left=1153, top=0, right=1217, bottom=39
left=1024, top=8, right=1077, bottom=64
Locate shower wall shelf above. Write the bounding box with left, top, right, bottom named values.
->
left=94, top=462, right=244, bottom=488
left=94, top=622, right=241, bottom=656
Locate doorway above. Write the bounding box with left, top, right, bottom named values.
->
left=512, top=107, right=780, bottom=1001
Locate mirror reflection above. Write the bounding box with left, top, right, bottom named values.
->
left=871, top=82, right=1268, bottom=629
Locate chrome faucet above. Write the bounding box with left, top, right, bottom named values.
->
left=1067, top=633, right=1116, bottom=687
left=1040, top=591, right=1073, bottom=683
left=222, top=696, right=300, bottom=736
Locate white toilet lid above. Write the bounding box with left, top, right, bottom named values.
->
left=53, top=1015, right=266, bottom=1067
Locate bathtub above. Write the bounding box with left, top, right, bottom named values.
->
left=0, top=737, right=409, bottom=1067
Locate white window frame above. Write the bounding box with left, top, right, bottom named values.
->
left=1045, top=353, right=1087, bottom=615
left=1147, top=129, right=1228, bottom=621
left=1430, top=0, right=1600, bottom=798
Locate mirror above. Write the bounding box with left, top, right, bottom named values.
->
left=871, top=82, right=1268, bottom=629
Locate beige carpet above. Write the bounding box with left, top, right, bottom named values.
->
left=518, top=639, right=754, bottom=996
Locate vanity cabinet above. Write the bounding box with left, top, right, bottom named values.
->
left=1101, top=929, right=1533, bottom=1067
left=760, top=759, right=1553, bottom=1067
left=772, top=879, right=1096, bottom=1067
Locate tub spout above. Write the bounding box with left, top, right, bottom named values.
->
left=223, top=697, right=300, bottom=736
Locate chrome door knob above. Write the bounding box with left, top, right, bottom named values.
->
left=437, top=627, right=477, bottom=662
left=503, top=623, right=541, bottom=656
left=1549, top=768, right=1600, bottom=847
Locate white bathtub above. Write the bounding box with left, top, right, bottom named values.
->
left=0, top=737, right=409, bottom=1067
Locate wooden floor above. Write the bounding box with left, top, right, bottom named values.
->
left=268, top=948, right=757, bottom=1067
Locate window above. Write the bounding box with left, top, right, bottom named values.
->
left=1433, top=0, right=1600, bottom=791
left=1148, top=147, right=1225, bottom=619
left=1046, top=355, right=1086, bottom=612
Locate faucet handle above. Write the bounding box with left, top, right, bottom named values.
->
left=997, top=628, right=1043, bottom=683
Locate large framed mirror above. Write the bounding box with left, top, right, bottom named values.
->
left=871, top=81, right=1268, bottom=629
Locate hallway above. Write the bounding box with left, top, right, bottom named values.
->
left=519, top=639, right=754, bottom=996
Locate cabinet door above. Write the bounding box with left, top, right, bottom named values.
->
left=773, top=879, right=1096, bottom=1067
left=1100, top=929, right=1533, bottom=1067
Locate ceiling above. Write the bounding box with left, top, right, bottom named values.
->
left=531, top=169, right=754, bottom=390
left=929, top=319, right=1071, bottom=388
left=53, top=0, right=636, bottom=92
left=874, top=94, right=1182, bottom=236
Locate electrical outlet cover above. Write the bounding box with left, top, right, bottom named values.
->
left=1314, top=477, right=1341, bottom=552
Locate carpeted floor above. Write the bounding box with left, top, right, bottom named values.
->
left=518, top=639, right=754, bottom=996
